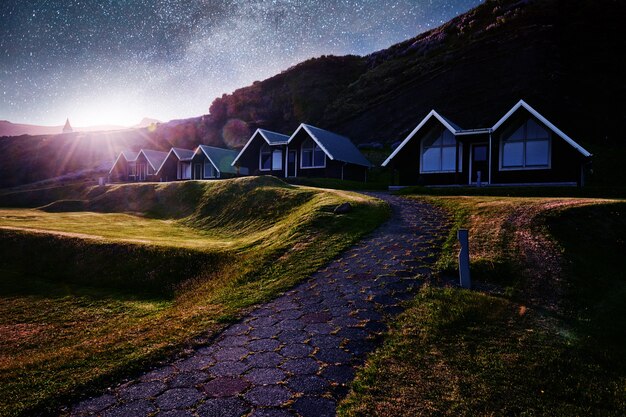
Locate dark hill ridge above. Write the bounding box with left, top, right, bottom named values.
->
left=1, top=0, right=625, bottom=188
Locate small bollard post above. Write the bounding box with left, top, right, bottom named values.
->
left=476, top=171, right=482, bottom=187
left=457, top=229, right=471, bottom=289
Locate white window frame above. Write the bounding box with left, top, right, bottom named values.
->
left=419, top=128, right=463, bottom=174
left=203, top=160, right=218, bottom=178
left=272, top=149, right=283, bottom=171
left=300, top=138, right=326, bottom=169
left=499, top=118, right=552, bottom=171
left=259, top=144, right=272, bottom=171
left=178, top=161, right=191, bottom=180
left=128, top=162, right=137, bottom=178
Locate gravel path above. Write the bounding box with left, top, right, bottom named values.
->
left=70, top=193, right=449, bottom=417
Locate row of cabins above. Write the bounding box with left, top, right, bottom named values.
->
left=110, top=100, right=592, bottom=187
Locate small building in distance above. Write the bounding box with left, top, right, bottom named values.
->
left=62, top=118, right=73, bottom=133
left=382, top=100, right=591, bottom=187
left=109, top=149, right=167, bottom=182
left=231, top=129, right=290, bottom=177
left=232, top=124, right=372, bottom=181
left=287, top=124, right=372, bottom=181
left=156, top=147, right=195, bottom=182
left=190, top=145, right=241, bottom=180
left=109, top=150, right=139, bottom=182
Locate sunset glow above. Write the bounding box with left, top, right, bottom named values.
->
left=67, top=95, right=146, bottom=127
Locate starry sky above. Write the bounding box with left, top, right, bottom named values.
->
left=1, top=0, right=481, bottom=127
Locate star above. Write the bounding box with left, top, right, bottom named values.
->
left=0, top=0, right=482, bottom=126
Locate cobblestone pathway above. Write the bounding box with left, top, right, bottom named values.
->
left=70, top=193, right=449, bottom=417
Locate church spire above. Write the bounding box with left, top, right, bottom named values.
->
left=62, top=118, right=73, bottom=133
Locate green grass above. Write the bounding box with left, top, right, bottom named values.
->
left=0, top=176, right=389, bottom=417
left=285, top=176, right=388, bottom=191
left=339, top=196, right=626, bottom=416
left=395, top=185, right=626, bottom=199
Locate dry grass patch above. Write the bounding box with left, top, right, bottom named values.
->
left=0, top=177, right=389, bottom=417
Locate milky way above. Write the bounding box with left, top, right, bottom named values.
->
left=0, top=0, right=481, bottom=126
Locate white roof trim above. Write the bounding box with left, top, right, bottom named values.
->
left=108, top=151, right=137, bottom=174
left=492, top=99, right=591, bottom=157
left=172, top=148, right=194, bottom=161
left=137, top=149, right=161, bottom=171
left=382, top=110, right=459, bottom=167
left=232, top=129, right=273, bottom=166
left=196, top=146, right=221, bottom=175
left=155, top=148, right=176, bottom=175
left=455, top=128, right=492, bottom=136
left=287, top=124, right=335, bottom=161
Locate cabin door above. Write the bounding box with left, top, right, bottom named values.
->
left=138, top=163, right=147, bottom=181
left=470, top=143, right=489, bottom=185
left=287, top=150, right=297, bottom=177
left=194, top=164, right=202, bottom=180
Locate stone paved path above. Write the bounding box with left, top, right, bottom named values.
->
left=70, top=193, right=449, bottom=417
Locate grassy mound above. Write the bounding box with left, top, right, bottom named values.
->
left=0, top=177, right=389, bottom=417
left=339, top=196, right=626, bottom=416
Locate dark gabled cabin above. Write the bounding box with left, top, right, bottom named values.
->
left=383, top=100, right=592, bottom=187
left=232, top=129, right=290, bottom=177
left=156, top=147, right=195, bottom=182
left=285, top=124, right=372, bottom=181
left=108, top=149, right=167, bottom=182
left=134, top=149, right=168, bottom=182
left=190, top=145, right=240, bottom=180
left=109, top=150, right=139, bottom=182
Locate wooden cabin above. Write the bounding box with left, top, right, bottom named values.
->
left=232, top=129, right=290, bottom=177
left=382, top=100, right=591, bottom=186
left=190, top=145, right=240, bottom=180
left=109, top=150, right=139, bottom=182
left=232, top=125, right=372, bottom=181
left=156, top=147, right=195, bottom=182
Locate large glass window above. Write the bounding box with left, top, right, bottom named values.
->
left=301, top=139, right=325, bottom=168
left=501, top=119, right=550, bottom=169
left=178, top=162, right=191, bottom=179
left=272, top=150, right=283, bottom=171
left=204, top=161, right=217, bottom=178
left=421, top=129, right=462, bottom=173
left=260, top=144, right=272, bottom=170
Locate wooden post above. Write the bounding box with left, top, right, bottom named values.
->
left=457, top=229, right=471, bottom=289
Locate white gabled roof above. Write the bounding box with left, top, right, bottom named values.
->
left=382, top=110, right=461, bottom=167
left=108, top=150, right=139, bottom=174
left=492, top=99, right=591, bottom=157
left=288, top=123, right=372, bottom=168
left=382, top=100, right=592, bottom=167
left=231, top=128, right=290, bottom=166
left=155, top=147, right=195, bottom=175
left=138, top=149, right=169, bottom=172
left=196, top=145, right=239, bottom=175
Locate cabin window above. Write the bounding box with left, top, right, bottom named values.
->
left=147, top=165, right=154, bottom=175
left=420, top=128, right=462, bottom=173
left=272, top=150, right=283, bottom=171
left=178, top=162, right=191, bottom=179
left=260, top=144, right=272, bottom=171
left=129, top=163, right=137, bottom=177
left=501, top=119, right=550, bottom=169
left=301, top=139, right=325, bottom=168
left=204, top=161, right=218, bottom=178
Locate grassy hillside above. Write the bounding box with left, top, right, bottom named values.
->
left=0, top=177, right=389, bottom=417
left=339, top=196, right=626, bottom=416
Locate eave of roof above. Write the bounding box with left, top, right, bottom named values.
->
left=382, top=110, right=462, bottom=166
left=492, top=99, right=591, bottom=157
left=288, top=123, right=372, bottom=168
left=231, top=129, right=289, bottom=166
